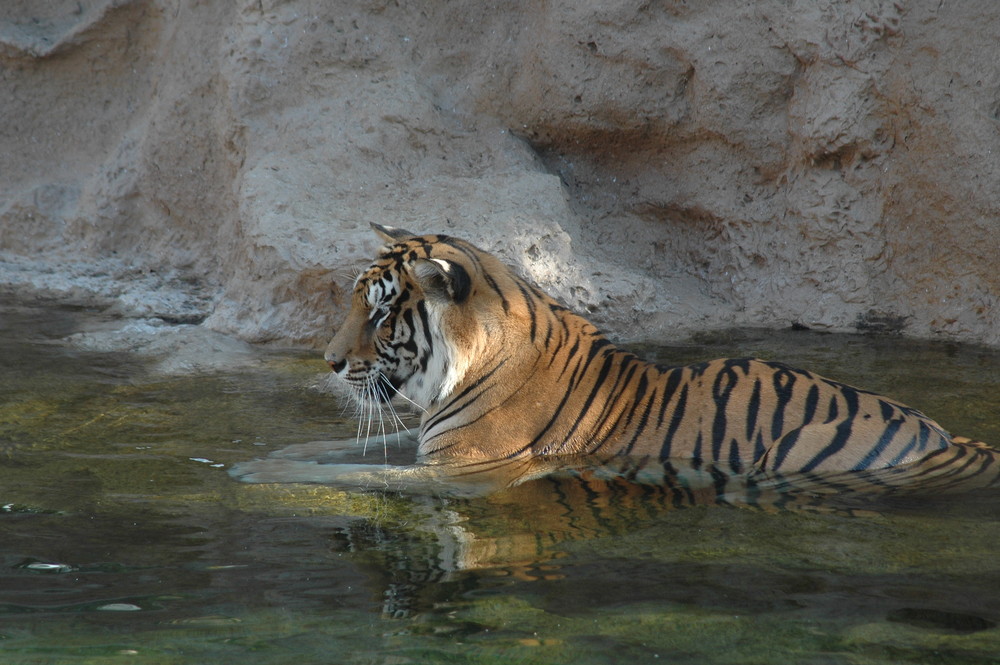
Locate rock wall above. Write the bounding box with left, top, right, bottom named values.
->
left=2, top=0, right=998, bottom=349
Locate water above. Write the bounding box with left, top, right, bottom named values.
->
left=2, top=300, right=1000, bottom=664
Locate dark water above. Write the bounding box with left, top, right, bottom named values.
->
left=2, top=300, right=1000, bottom=664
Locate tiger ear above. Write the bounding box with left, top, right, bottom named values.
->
left=371, top=223, right=416, bottom=243
left=412, top=258, right=471, bottom=304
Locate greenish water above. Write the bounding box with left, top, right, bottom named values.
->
left=2, top=300, right=1000, bottom=664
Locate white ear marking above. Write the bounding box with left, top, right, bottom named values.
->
left=411, top=258, right=471, bottom=303
left=429, top=258, right=451, bottom=273
left=412, top=258, right=450, bottom=280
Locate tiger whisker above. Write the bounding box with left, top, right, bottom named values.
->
left=361, top=377, right=380, bottom=457
left=355, top=382, right=369, bottom=455
left=376, top=382, right=393, bottom=464
left=378, top=375, right=428, bottom=415
left=376, top=372, right=413, bottom=432
left=368, top=376, right=388, bottom=461
left=321, top=372, right=356, bottom=421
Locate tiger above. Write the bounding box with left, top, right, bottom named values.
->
left=229, top=223, right=999, bottom=493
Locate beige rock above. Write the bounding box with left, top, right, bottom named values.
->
left=1, top=0, right=997, bottom=352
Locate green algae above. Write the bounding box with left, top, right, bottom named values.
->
left=2, top=302, right=1000, bottom=665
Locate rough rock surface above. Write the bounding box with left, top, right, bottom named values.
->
left=1, top=0, right=998, bottom=354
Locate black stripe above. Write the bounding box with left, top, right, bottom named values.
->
left=797, top=389, right=859, bottom=472
left=659, top=383, right=689, bottom=461
left=416, top=300, right=433, bottom=357
left=753, top=430, right=767, bottom=462
left=551, top=305, right=571, bottom=353
left=855, top=418, right=903, bottom=469
left=660, top=460, right=696, bottom=508
left=483, top=271, right=510, bottom=312
left=622, top=377, right=658, bottom=455
left=769, top=428, right=801, bottom=470
left=802, top=383, right=820, bottom=424
left=936, top=446, right=985, bottom=481
left=514, top=279, right=539, bottom=342
left=687, top=361, right=710, bottom=379
left=555, top=350, right=619, bottom=452
left=825, top=395, right=840, bottom=423
left=914, top=419, right=933, bottom=452
left=711, top=365, right=739, bottom=461
left=746, top=378, right=761, bottom=441
left=589, top=358, right=641, bottom=443
left=399, top=308, right=419, bottom=356
left=593, top=366, right=651, bottom=454
left=541, top=312, right=554, bottom=350
left=513, top=339, right=613, bottom=455
left=908, top=445, right=971, bottom=483
left=710, top=464, right=733, bottom=503
left=422, top=357, right=508, bottom=433
left=888, top=421, right=931, bottom=466
left=973, top=447, right=997, bottom=484
left=656, top=368, right=684, bottom=430
left=769, top=367, right=795, bottom=440
left=887, top=433, right=918, bottom=468
left=555, top=337, right=582, bottom=375
left=437, top=236, right=480, bottom=262
left=728, top=439, right=743, bottom=472
left=691, top=431, right=704, bottom=467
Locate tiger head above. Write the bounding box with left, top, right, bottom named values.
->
left=324, top=223, right=519, bottom=411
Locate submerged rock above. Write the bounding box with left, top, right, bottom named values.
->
left=67, top=318, right=261, bottom=375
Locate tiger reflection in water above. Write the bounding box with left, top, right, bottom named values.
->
left=326, top=453, right=999, bottom=619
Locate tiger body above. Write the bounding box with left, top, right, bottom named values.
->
left=318, top=225, right=986, bottom=476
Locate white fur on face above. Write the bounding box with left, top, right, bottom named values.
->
left=399, top=298, right=467, bottom=410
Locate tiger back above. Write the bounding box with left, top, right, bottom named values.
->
left=318, top=224, right=998, bottom=479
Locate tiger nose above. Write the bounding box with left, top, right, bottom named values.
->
left=325, top=349, right=347, bottom=373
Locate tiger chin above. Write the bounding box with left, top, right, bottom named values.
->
left=229, top=224, right=999, bottom=495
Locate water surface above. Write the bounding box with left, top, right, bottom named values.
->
left=2, top=300, right=999, bottom=664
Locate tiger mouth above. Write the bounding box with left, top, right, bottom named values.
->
left=342, top=372, right=406, bottom=403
